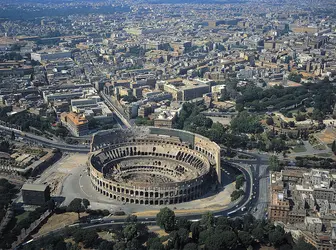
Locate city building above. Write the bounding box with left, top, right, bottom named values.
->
left=21, top=184, right=50, bottom=206
left=60, top=112, right=89, bottom=136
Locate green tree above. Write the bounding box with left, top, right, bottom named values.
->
left=231, top=111, right=263, bottom=134
left=177, top=227, right=190, bottom=248
left=67, top=198, right=86, bottom=219
left=268, top=226, right=285, bottom=247
left=231, top=189, right=244, bottom=201
left=98, top=241, right=114, bottom=250
left=268, top=155, right=281, bottom=172
left=123, top=224, right=138, bottom=241
left=201, top=212, right=215, bottom=229
left=183, top=242, right=198, bottom=250
left=156, top=207, right=176, bottom=232
left=252, top=226, right=265, bottom=242
left=288, top=72, right=302, bottom=83
left=295, top=111, right=306, bottom=122
left=293, top=238, right=317, bottom=250
left=266, top=117, right=274, bottom=126
left=11, top=131, right=15, bottom=141
left=199, top=228, right=215, bottom=244
left=125, top=214, right=138, bottom=224
left=113, top=242, right=126, bottom=250
left=147, top=237, right=164, bottom=250
left=235, top=175, right=245, bottom=189
left=222, top=230, right=238, bottom=249
left=205, top=231, right=226, bottom=250
left=190, top=221, right=200, bottom=241
left=238, top=231, right=253, bottom=248
left=332, top=140, right=336, bottom=154
left=176, top=217, right=190, bottom=230
left=236, top=103, right=244, bottom=112
left=126, top=238, right=141, bottom=250
left=82, top=199, right=90, bottom=209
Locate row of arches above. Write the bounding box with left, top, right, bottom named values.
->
left=92, top=182, right=205, bottom=205
left=97, top=144, right=209, bottom=175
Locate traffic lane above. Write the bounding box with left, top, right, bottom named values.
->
left=0, top=126, right=90, bottom=152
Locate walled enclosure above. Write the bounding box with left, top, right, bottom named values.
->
left=88, top=127, right=221, bottom=205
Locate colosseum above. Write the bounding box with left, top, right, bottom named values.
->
left=88, top=127, right=221, bottom=205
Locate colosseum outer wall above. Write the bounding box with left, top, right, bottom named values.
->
left=88, top=127, right=222, bottom=205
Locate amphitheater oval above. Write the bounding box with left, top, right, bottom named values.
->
left=88, top=127, right=221, bottom=205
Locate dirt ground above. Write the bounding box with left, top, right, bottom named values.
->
left=38, top=153, right=88, bottom=196
left=148, top=226, right=169, bottom=237
left=316, top=128, right=336, bottom=145
left=33, top=212, right=87, bottom=238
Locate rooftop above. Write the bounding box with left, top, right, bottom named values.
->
left=22, top=183, right=48, bottom=192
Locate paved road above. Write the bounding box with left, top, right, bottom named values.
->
left=101, top=92, right=131, bottom=128
left=0, top=125, right=90, bottom=153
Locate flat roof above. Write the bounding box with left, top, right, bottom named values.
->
left=22, top=183, right=48, bottom=192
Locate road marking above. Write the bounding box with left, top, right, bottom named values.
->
left=79, top=175, right=92, bottom=198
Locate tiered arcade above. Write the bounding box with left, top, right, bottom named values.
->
left=88, top=127, right=221, bottom=205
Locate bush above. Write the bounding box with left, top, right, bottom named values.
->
left=231, top=189, right=244, bottom=201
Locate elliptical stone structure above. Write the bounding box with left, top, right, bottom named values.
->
left=88, top=127, right=221, bottom=205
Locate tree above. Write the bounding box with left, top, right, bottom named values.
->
left=177, top=227, right=190, bottom=247
left=332, top=140, right=336, bottom=155
left=147, top=238, right=164, bottom=250
left=47, top=199, right=56, bottom=211
left=98, top=241, right=114, bottom=250
left=67, top=198, right=86, bottom=219
left=293, top=238, right=317, bottom=250
left=231, top=111, right=263, bottom=134
left=123, top=224, right=138, bottom=241
left=205, top=231, right=226, bottom=250
left=121, top=95, right=137, bottom=103
left=238, top=231, right=253, bottom=248
left=199, top=228, right=215, bottom=244
left=201, top=212, right=215, bottom=229
left=113, top=242, right=126, bottom=250
left=231, top=189, right=244, bottom=201
left=268, top=226, right=285, bottom=247
left=252, top=226, right=265, bottom=242
left=236, top=103, right=244, bottom=112
left=235, top=175, right=245, bottom=189
left=176, top=217, right=190, bottom=230
left=126, top=238, right=141, bottom=250
left=222, top=230, right=238, bottom=249
left=288, top=72, right=302, bottom=83
left=266, top=117, right=274, bottom=126
left=190, top=221, right=200, bottom=241
left=268, top=155, right=281, bottom=172
left=82, top=199, right=90, bottom=209
left=288, top=121, right=295, bottom=127
left=183, top=242, right=198, bottom=250
left=125, top=214, right=137, bottom=224
left=156, top=207, right=176, bottom=232
left=295, top=111, right=306, bottom=122
left=311, top=109, right=324, bottom=121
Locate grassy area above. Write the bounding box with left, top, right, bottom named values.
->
left=15, top=211, right=30, bottom=223
left=315, top=153, right=333, bottom=158
left=313, top=144, right=327, bottom=150
left=98, top=231, right=117, bottom=241
left=292, top=145, right=307, bottom=153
